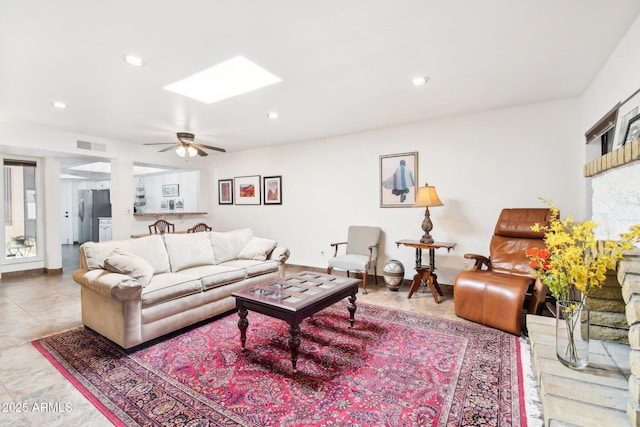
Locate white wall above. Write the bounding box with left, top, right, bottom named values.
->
left=581, top=14, right=640, bottom=135
left=211, top=98, right=583, bottom=285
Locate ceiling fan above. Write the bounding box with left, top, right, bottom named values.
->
left=144, top=132, right=226, bottom=157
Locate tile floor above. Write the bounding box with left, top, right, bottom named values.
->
left=0, top=248, right=470, bottom=426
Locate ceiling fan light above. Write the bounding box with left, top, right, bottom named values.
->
left=176, top=145, right=197, bottom=157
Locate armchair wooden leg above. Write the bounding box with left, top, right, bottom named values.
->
left=361, top=272, right=368, bottom=294
left=327, top=267, right=333, bottom=274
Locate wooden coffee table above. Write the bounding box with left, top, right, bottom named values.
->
left=232, top=271, right=360, bottom=372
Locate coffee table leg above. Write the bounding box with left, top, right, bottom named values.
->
left=348, top=292, right=357, bottom=328
left=289, top=324, right=301, bottom=373
left=237, top=306, right=249, bottom=351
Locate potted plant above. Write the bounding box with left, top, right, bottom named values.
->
left=526, top=199, right=640, bottom=369
left=11, top=235, right=28, bottom=246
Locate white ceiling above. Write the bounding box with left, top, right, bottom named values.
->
left=1, top=1, right=639, bottom=155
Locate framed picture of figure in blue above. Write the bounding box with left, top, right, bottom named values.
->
left=380, top=152, right=418, bottom=208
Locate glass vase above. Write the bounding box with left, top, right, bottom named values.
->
left=556, top=301, right=590, bottom=369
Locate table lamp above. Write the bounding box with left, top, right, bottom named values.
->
left=414, top=183, right=443, bottom=243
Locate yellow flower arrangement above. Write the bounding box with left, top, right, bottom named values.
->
left=526, top=199, right=640, bottom=304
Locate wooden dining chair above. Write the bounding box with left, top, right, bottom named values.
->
left=187, top=222, right=212, bottom=233
left=148, top=219, right=175, bottom=234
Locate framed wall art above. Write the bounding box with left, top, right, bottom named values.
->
left=162, top=184, right=179, bottom=197
left=234, top=175, right=261, bottom=205
left=218, top=179, right=233, bottom=205
left=624, top=113, right=640, bottom=146
left=380, top=152, right=418, bottom=208
left=263, top=175, right=282, bottom=205
left=612, top=88, right=640, bottom=150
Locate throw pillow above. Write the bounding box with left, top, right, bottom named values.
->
left=237, top=237, right=277, bottom=261
left=104, top=248, right=154, bottom=287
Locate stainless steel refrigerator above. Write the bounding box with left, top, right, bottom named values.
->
left=78, top=189, right=112, bottom=243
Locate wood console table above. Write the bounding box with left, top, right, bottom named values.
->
left=395, top=240, right=456, bottom=303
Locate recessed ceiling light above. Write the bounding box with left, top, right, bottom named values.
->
left=51, top=101, right=67, bottom=109
left=164, top=56, right=282, bottom=104
left=267, top=112, right=279, bottom=119
left=412, top=76, right=429, bottom=86
left=123, top=55, right=145, bottom=67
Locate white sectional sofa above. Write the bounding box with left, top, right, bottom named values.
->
left=73, top=228, right=289, bottom=349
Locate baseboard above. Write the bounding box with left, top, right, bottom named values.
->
left=0, top=267, right=64, bottom=279
left=0, top=268, right=46, bottom=279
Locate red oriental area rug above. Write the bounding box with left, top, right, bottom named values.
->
left=34, top=302, right=527, bottom=426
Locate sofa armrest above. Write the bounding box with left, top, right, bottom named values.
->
left=73, top=268, right=143, bottom=301
left=269, top=246, right=290, bottom=263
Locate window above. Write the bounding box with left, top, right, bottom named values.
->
left=585, top=103, right=619, bottom=155
left=4, top=160, right=37, bottom=259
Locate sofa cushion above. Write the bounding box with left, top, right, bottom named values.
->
left=164, top=233, right=215, bottom=272
left=238, top=237, right=277, bottom=261
left=208, top=228, right=253, bottom=264
left=220, top=259, right=279, bottom=277
left=142, top=273, right=203, bottom=308
left=180, top=265, right=247, bottom=290
left=103, top=248, right=154, bottom=287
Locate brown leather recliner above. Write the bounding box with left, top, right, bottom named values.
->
left=454, top=208, right=552, bottom=335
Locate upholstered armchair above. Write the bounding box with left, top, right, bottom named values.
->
left=454, top=208, right=552, bottom=335
left=327, top=226, right=381, bottom=294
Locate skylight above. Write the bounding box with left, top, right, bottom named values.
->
left=68, top=162, right=171, bottom=175
left=163, top=56, right=282, bottom=104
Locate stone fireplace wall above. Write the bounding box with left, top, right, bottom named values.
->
left=587, top=269, right=629, bottom=343
left=621, top=252, right=640, bottom=425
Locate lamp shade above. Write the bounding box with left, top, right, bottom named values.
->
left=414, top=185, right=443, bottom=207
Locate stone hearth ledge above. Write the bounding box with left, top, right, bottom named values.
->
left=527, top=314, right=631, bottom=426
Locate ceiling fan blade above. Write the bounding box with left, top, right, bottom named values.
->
left=158, top=145, right=177, bottom=153
left=144, top=142, right=176, bottom=146
left=196, top=143, right=226, bottom=153
left=193, top=146, right=209, bottom=157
